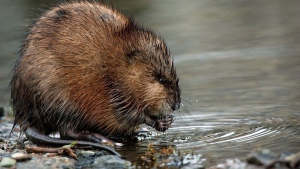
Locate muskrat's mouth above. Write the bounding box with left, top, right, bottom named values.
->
left=144, top=114, right=174, bottom=132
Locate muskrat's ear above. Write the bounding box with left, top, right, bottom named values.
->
left=125, top=49, right=141, bottom=64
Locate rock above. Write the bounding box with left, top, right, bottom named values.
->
left=182, top=154, right=204, bottom=165
left=93, top=155, right=133, bottom=169
left=16, top=156, right=75, bottom=169
left=11, top=152, right=31, bottom=161
left=284, top=151, right=300, bottom=169
left=0, top=157, right=16, bottom=167
left=246, top=149, right=277, bottom=166
left=79, top=150, right=96, bottom=158
left=136, top=127, right=151, bottom=137
left=0, top=149, right=7, bottom=156
left=279, top=151, right=294, bottom=160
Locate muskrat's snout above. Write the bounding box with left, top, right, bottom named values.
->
left=170, top=85, right=181, bottom=111
left=171, top=100, right=181, bottom=111
left=169, top=94, right=181, bottom=111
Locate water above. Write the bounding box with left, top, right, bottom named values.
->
left=1, top=0, right=299, bottom=167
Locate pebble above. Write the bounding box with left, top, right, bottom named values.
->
left=284, top=151, right=300, bottom=169
left=79, top=150, right=96, bottom=158
left=93, top=155, right=133, bottom=169
left=246, top=149, right=277, bottom=166
left=0, top=149, right=7, bottom=156
left=0, top=157, right=16, bottom=167
left=16, top=156, right=75, bottom=169
left=11, top=152, right=31, bottom=161
left=182, top=154, right=204, bottom=165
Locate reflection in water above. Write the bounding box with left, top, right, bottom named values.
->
left=0, top=0, right=299, bottom=167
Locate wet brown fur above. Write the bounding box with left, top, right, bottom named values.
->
left=11, top=1, right=180, bottom=138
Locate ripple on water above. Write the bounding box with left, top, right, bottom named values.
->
left=163, top=111, right=300, bottom=163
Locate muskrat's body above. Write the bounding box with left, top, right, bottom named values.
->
left=10, top=2, right=180, bottom=153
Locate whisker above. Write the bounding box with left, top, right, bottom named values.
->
left=181, top=97, right=193, bottom=105
left=182, top=97, right=212, bottom=107
left=181, top=103, right=192, bottom=116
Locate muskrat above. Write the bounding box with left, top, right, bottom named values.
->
left=10, top=1, right=180, bottom=155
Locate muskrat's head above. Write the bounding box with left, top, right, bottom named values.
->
left=108, top=23, right=181, bottom=132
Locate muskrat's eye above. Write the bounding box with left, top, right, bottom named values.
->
left=158, top=76, right=166, bottom=84
left=154, top=72, right=167, bottom=85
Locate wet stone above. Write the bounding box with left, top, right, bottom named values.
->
left=182, top=154, right=204, bottom=165
left=284, top=151, right=300, bottom=169
left=0, top=149, right=7, bottom=156
left=93, top=155, right=133, bottom=169
left=0, top=157, right=16, bottom=167
left=79, top=150, right=96, bottom=158
left=11, top=152, right=31, bottom=161
left=16, top=156, right=75, bottom=169
left=279, top=151, right=294, bottom=160
left=246, top=149, right=277, bottom=166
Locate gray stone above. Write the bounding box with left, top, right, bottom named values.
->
left=0, top=149, right=7, bottom=156
left=16, top=156, right=75, bottom=169
left=0, top=157, right=16, bottom=167
left=79, top=150, right=95, bottom=158
left=93, top=155, right=133, bottom=169
left=11, top=152, right=31, bottom=161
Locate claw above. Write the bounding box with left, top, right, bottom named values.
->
left=145, top=114, right=174, bottom=132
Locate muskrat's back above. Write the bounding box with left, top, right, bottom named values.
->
left=11, top=2, right=180, bottom=141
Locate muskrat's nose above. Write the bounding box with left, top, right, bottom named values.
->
left=171, top=85, right=181, bottom=111
left=171, top=102, right=180, bottom=111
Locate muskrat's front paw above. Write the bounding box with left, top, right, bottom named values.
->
left=154, top=115, right=174, bottom=132
left=145, top=115, right=174, bottom=132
